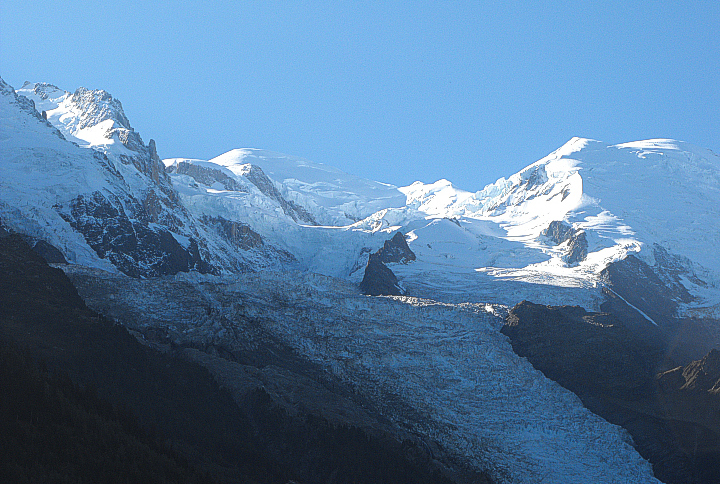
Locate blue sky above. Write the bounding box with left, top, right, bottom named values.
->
left=1, top=1, right=718, bottom=191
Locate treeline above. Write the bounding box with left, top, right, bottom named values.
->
left=244, top=388, right=461, bottom=484
left=0, top=338, right=459, bottom=484
left=0, top=230, right=473, bottom=483
left=0, top=339, right=212, bottom=484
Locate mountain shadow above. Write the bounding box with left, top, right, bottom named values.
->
left=0, top=226, right=475, bottom=484
left=502, top=301, right=720, bottom=484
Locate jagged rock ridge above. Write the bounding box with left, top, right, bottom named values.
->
left=541, top=220, right=588, bottom=265
left=502, top=301, right=720, bottom=484
left=376, top=231, right=417, bottom=264
left=238, top=163, right=318, bottom=225
left=7, top=76, right=720, bottom=482
left=360, top=232, right=415, bottom=296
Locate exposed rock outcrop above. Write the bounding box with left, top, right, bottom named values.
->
left=502, top=301, right=720, bottom=484
left=502, top=301, right=662, bottom=396
left=599, top=251, right=718, bottom=364
left=166, top=160, right=246, bottom=191
left=601, top=255, right=681, bottom=326
left=239, top=164, right=318, bottom=225
left=376, top=231, right=416, bottom=264
left=200, top=215, right=296, bottom=267
left=59, top=191, right=215, bottom=277
left=651, top=244, right=696, bottom=302
left=360, top=232, right=415, bottom=296
left=360, top=253, right=404, bottom=296
left=658, top=348, right=720, bottom=396
left=541, top=220, right=587, bottom=264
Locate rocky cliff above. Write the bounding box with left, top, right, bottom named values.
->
left=502, top=301, right=720, bottom=484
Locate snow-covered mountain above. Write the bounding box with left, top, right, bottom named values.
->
left=8, top=77, right=718, bottom=313
left=159, top=133, right=720, bottom=322
left=1, top=80, right=299, bottom=276
left=3, top=76, right=719, bottom=483
left=393, top=138, right=720, bottom=317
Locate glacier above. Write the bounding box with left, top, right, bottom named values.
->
left=63, top=265, right=659, bottom=484
left=4, top=76, right=720, bottom=482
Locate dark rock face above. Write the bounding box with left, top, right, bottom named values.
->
left=147, top=139, right=164, bottom=185
left=542, top=220, right=574, bottom=244
left=659, top=349, right=720, bottom=395
left=679, top=349, right=720, bottom=392
left=202, top=215, right=264, bottom=250
left=565, top=231, right=587, bottom=264
left=360, top=232, right=415, bottom=296
left=360, top=253, right=403, bottom=296
left=651, top=245, right=696, bottom=302
left=502, top=301, right=662, bottom=397
left=502, top=301, right=720, bottom=484
left=601, top=255, right=681, bottom=326
left=200, top=215, right=296, bottom=267
left=541, top=220, right=588, bottom=264
left=31, top=239, right=67, bottom=264
left=376, top=231, right=416, bottom=264
left=132, top=139, right=187, bottom=218
left=166, top=160, right=246, bottom=191
left=600, top=252, right=718, bottom=364
left=654, top=349, right=720, bottom=483
left=60, top=191, right=214, bottom=277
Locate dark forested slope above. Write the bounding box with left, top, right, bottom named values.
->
left=0, top=227, right=467, bottom=484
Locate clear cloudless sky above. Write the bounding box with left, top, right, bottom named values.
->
left=1, top=1, right=718, bottom=191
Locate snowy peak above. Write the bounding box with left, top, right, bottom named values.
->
left=5, top=76, right=720, bottom=317
left=399, top=178, right=477, bottom=217
left=17, top=81, right=186, bottom=226
left=403, top=136, right=720, bottom=276
left=165, top=157, right=318, bottom=225
left=377, top=136, right=720, bottom=319
left=3, top=76, right=718, bottom=483
left=17, top=81, right=142, bottom=155
left=207, top=148, right=407, bottom=225
left=3, top=78, right=291, bottom=277
left=17, top=81, right=67, bottom=110
left=67, top=86, right=133, bottom=132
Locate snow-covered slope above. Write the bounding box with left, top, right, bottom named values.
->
left=472, top=137, right=720, bottom=275
left=0, top=78, right=127, bottom=270
left=5, top=76, right=720, bottom=482
left=162, top=153, right=413, bottom=278
left=206, top=148, right=407, bottom=226
left=10, top=78, right=720, bottom=306
left=379, top=138, right=720, bottom=316
left=158, top=136, right=720, bottom=318
left=10, top=77, right=719, bottom=315
left=17, top=81, right=141, bottom=156
left=65, top=265, right=660, bottom=484
left=1, top=79, right=294, bottom=276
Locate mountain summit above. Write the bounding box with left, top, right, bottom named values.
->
left=4, top=77, right=719, bottom=483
